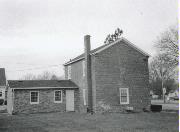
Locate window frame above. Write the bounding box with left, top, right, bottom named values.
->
left=119, top=88, right=129, bottom=104
left=67, top=65, right=71, bottom=79
left=54, top=90, right=62, bottom=103
left=30, top=91, right=39, bottom=104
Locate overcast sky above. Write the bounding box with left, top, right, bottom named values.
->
left=0, top=0, right=178, bottom=80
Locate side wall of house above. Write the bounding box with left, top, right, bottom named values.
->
left=65, top=60, right=87, bottom=113
left=13, top=89, right=79, bottom=114
left=94, top=41, right=150, bottom=112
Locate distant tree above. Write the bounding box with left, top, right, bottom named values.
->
left=20, top=71, right=63, bottom=80
left=150, top=78, right=178, bottom=97
left=149, top=54, right=175, bottom=83
left=149, top=24, right=179, bottom=101
left=149, top=53, right=178, bottom=95
left=20, top=73, right=36, bottom=80
left=104, top=28, right=123, bottom=44
left=155, top=24, right=178, bottom=68
left=36, top=71, right=52, bottom=80
left=51, top=74, right=60, bottom=80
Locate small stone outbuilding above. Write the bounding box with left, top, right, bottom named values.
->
left=7, top=80, right=79, bottom=114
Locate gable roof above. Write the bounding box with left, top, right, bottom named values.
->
left=8, top=80, right=78, bottom=89
left=0, top=68, right=6, bottom=86
left=64, top=37, right=150, bottom=66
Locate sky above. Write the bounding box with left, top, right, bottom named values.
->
left=0, top=0, right=178, bottom=80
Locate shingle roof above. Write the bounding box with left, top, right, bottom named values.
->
left=8, top=80, right=78, bottom=89
left=64, top=37, right=150, bottom=66
left=0, top=68, right=6, bottom=86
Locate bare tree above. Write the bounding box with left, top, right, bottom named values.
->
left=150, top=24, right=178, bottom=102
left=149, top=54, right=178, bottom=101
left=155, top=24, right=178, bottom=68
left=51, top=74, right=63, bottom=80
left=20, top=71, right=63, bottom=80
left=20, top=73, right=37, bottom=80
left=149, top=54, right=175, bottom=82
left=36, top=71, right=52, bottom=80
left=104, top=28, right=123, bottom=45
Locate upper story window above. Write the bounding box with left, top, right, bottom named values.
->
left=30, top=91, right=39, bottom=104
left=54, top=90, right=62, bottom=103
left=119, top=88, right=129, bottom=104
left=82, top=60, right=85, bottom=77
left=67, top=65, right=71, bottom=79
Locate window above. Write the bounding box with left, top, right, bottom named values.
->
left=30, top=91, right=39, bottom=104
left=82, top=60, right=85, bottom=77
left=119, top=88, right=129, bottom=104
left=0, top=91, right=2, bottom=97
left=83, top=89, right=86, bottom=105
left=54, top=90, right=62, bottom=103
left=67, top=65, right=71, bottom=79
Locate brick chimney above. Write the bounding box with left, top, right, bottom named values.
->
left=84, top=35, right=93, bottom=113
left=0, top=68, right=6, bottom=86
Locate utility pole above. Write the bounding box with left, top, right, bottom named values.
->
left=160, top=56, right=166, bottom=103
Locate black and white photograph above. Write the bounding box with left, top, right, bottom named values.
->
left=0, top=0, right=178, bottom=132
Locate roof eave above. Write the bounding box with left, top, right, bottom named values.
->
left=11, top=87, right=78, bottom=90
left=121, top=37, right=151, bottom=57
left=91, top=37, right=151, bottom=57
left=63, top=57, right=85, bottom=66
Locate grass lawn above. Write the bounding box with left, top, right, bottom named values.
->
left=0, top=112, right=178, bottom=132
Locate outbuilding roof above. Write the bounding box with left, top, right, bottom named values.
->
left=8, top=80, right=78, bottom=89
left=64, top=37, right=150, bottom=66
left=0, top=68, right=6, bottom=86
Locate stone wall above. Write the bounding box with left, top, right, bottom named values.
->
left=94, top=40, right=150, bottom=112
left=13, top=88, right=79, bottom=114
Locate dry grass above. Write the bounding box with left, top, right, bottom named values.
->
left=0, top=111, right=178, bottom=132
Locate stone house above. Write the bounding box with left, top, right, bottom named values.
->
left=6, top=35, right=150, bottom=114
left=64, top=35, right=150, bottom=113
left=7, top=80, right=79, bottom=114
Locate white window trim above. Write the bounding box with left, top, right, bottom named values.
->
left=119, top=88, right=129, bottom=104
left=54, top=90, right=62, bottom=103
left=67, top=65, right=71, bottom=79
left=82, top=60, right=85, bottom=77
left=30, top=91, right=39, bottom=104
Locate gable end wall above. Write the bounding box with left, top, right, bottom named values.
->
left=94, top=41, right=150, bottom=112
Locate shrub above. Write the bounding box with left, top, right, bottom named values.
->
left=96, top=101, right=111, bottom=113
left=0, top=99, right=4, bottom=105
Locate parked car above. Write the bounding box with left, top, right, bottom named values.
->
left=170, top=96, right=179, bottom=101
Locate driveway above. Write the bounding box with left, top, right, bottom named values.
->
left=151, top=100, right=179, bottom=111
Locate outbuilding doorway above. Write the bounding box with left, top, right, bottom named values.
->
left=66, top=90, right=74, bottom=111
